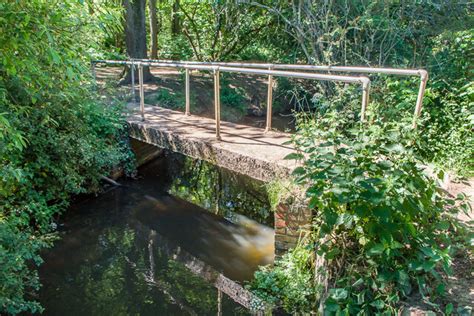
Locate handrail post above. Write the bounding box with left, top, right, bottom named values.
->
left=412, top=70, right=428, bottom=129
left=185, top=68, right=190, bottom=115
left=265, top=66, right=274, bottom=133
left=213, top=67, right=221, bottom=140
left=138, top=63, right=145, bottom=121
left=131, top=61, right=136, bottom=106
left=360, top=78, right=370, bottom=122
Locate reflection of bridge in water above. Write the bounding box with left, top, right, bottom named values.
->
left=39, top=155, right=274, bottom=315
left=131, top=156, right=274, bottom=314
left=135, top=223, right=268, bottom=314
left=123, top=169, right=274, bottom=314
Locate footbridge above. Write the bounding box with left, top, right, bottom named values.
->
left=92, top=59, right=427, bottom=182
left=93, top=58, right=428, bottom=255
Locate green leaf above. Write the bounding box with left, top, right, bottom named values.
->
left=326, top=247, right=341, bottom=259
left=373, top=205, right=390, bottom=220
left=307, top=186, right=323, bottom=197
left=352, top=278, right=364, bottom=288
left=367, top=244, right=385, bottom=256
left=370, top=299, right=385, bottom=310
left=284, top=152, right=304, bottom=160
left=324, top=302, right=340, bottom=312
left=308, top=196, right=320, bottom=209
left=292, top=166, right=305, bottom=176
left=435, top=220, right=450, bottom=230
left=445, top=303, right=453, bottom=315
left=355, top=292, right=365, bottom=304
left=330, top=288, right=348, bottom=301
left=49, top=48, right=61, bottom=64
left=336, top=213, right=353, bottom=228
left=422, top=260, right=436, bottom=272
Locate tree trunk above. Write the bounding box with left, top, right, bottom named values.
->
left=149, top=0, right=158, bottom=59
left=171, top=0, right=180, bottom=35
left=121, top=0, right=152, bottom=83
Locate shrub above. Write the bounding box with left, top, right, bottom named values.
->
left=145, top=89, right=186, bottom=110
left=374, top=31, right=474, bottom=176
left=0, top=1, right=132, bottom=313
left=220, top=78, right=247, bottom=113
left=249, top=244, right=317, bottom=313
left=250, top=114, right=470, bottom=314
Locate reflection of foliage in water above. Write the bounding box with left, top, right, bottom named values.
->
left=38, top=154, right=268, bottom=315
left=166, top=153, right=272, bottom=226
left=163, top=260, right=216, bottom=311
left=41, top=220, right=248, bottom=315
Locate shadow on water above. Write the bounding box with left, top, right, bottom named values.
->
left=38, top=152, right=274, bottom=315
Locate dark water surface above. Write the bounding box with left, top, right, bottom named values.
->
left=39, top=153, right=274, bottom=315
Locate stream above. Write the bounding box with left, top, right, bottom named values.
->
left=38, top=152, right=274, bottom=315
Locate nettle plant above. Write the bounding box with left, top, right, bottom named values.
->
left=288, top=114, right=469, bottom=314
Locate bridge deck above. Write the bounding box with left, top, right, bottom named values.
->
left=127, top=106, right=298, bottom=181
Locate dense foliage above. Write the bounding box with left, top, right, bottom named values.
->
left=0, top=1, right=132, bottom=313
left=246, top=9, right=473, bottom=308
left=159, top=0, right=273, bottom=61
left=251, top=116, right=471, bottom=314
left=414, top=31, right=473, bottom=174
left=250, top=242, right=316, bottom=313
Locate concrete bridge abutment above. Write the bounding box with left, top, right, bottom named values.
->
left=127, top=106, right=311, bottom=255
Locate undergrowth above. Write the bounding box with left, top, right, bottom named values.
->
left=249, top=113, right=472, bottom=314
left=145, top=89, right=188, bottom=111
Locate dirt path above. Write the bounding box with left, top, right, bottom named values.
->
left=447, top=178, right=474, bottom=223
